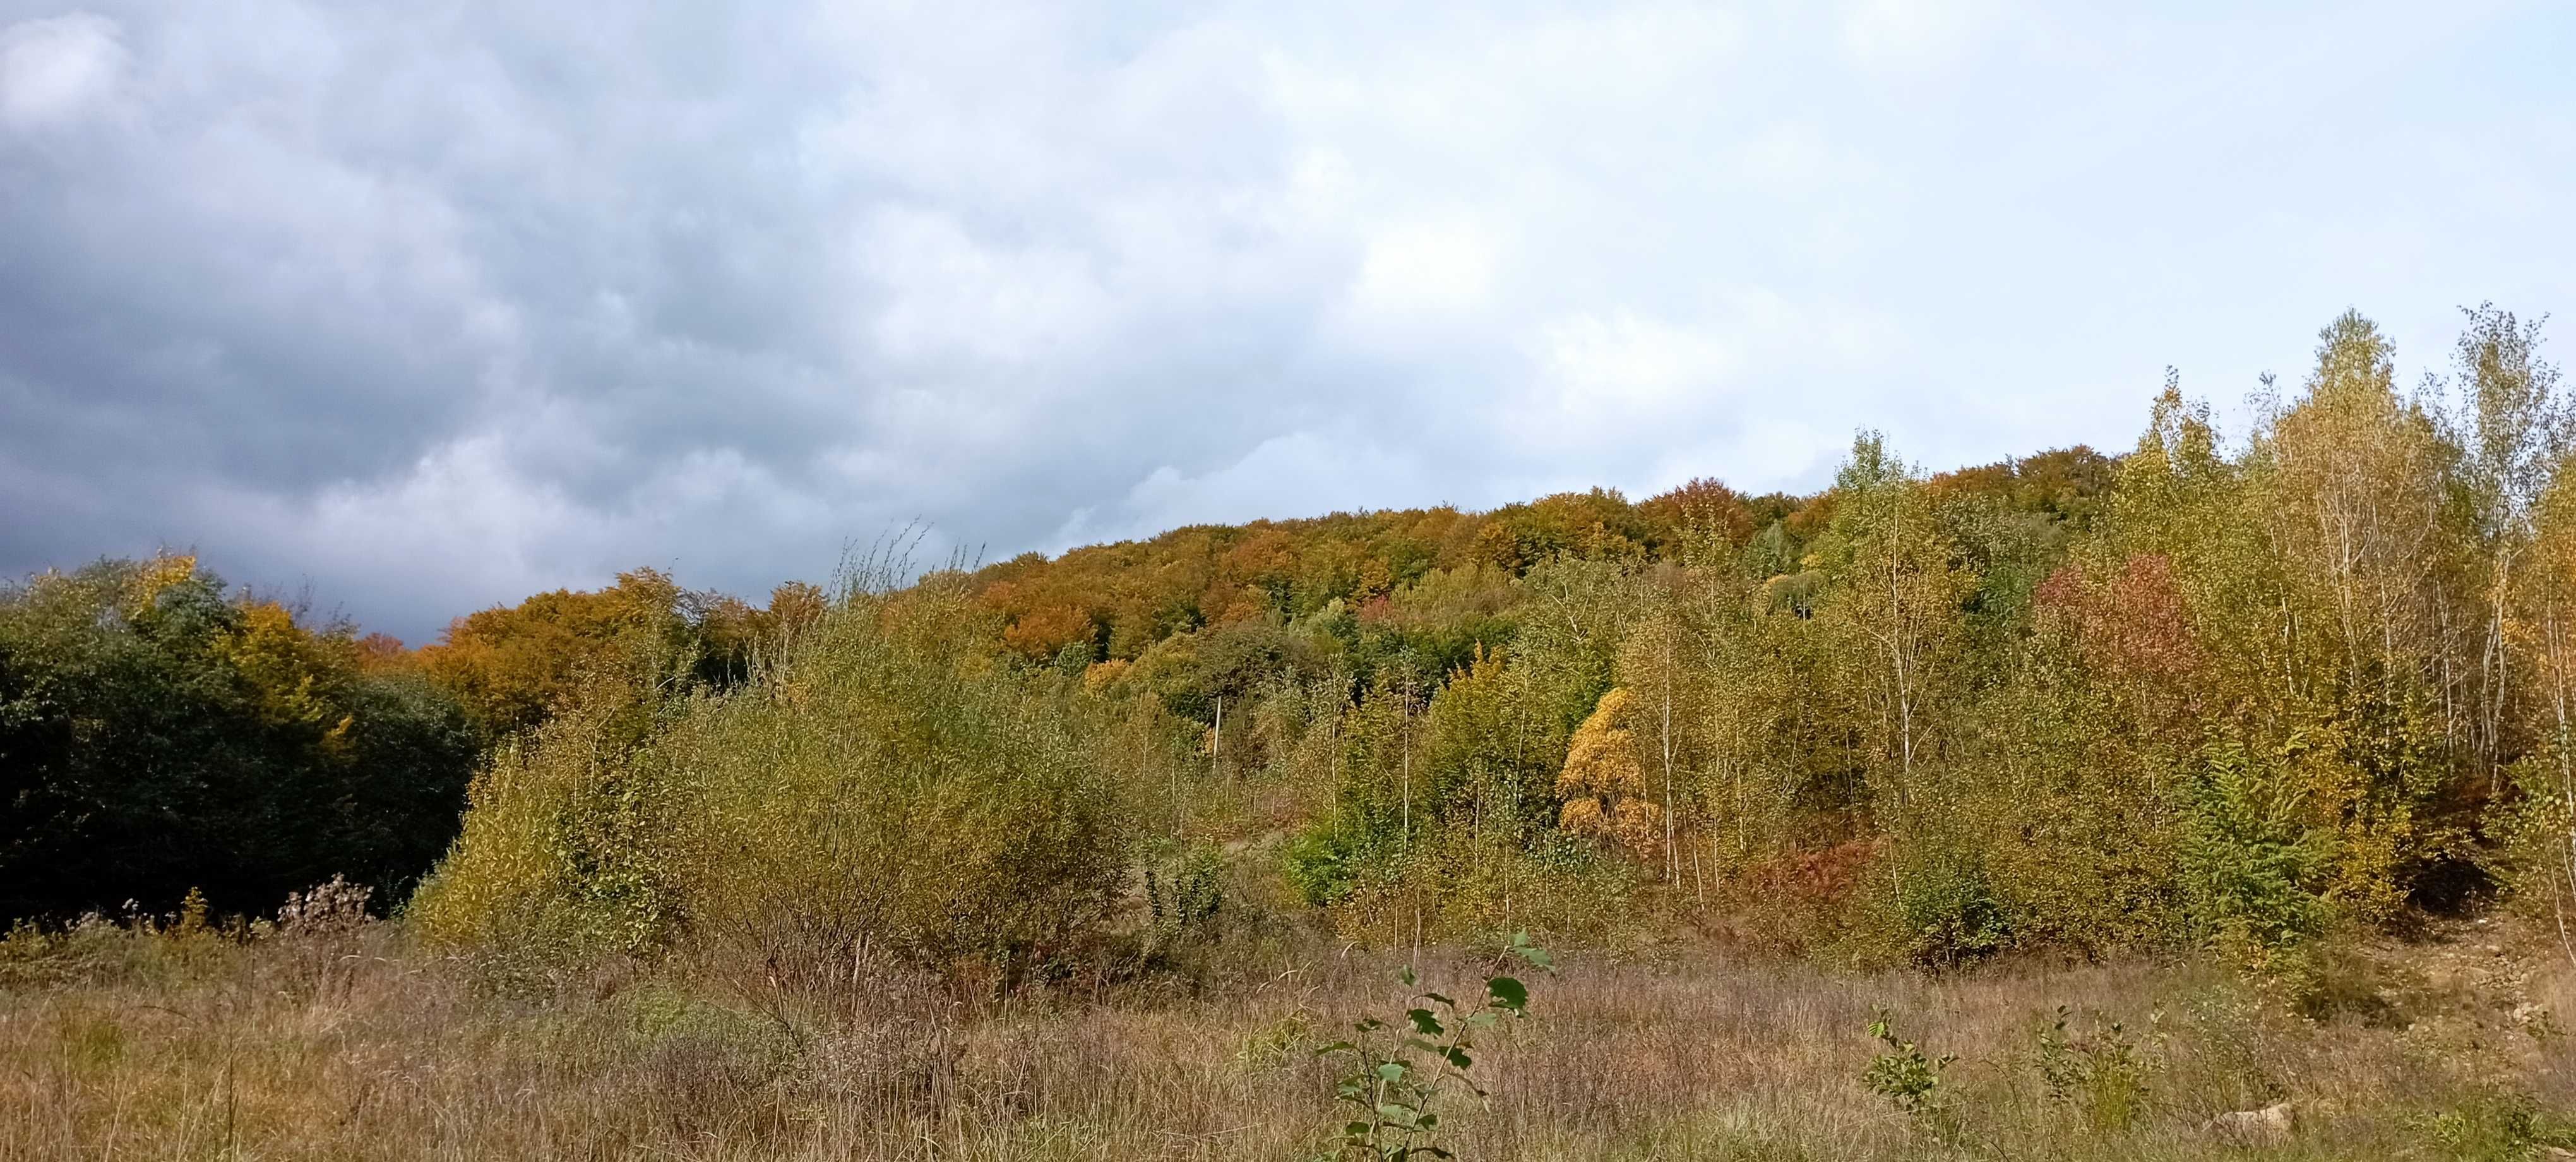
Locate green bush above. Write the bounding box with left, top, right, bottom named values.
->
left=0, top=556, right=478, bottom=925
left=1891, top=855, right=2010, bottom=971
left=1861, top=1008, right=1960, bottom=1142
left=2176, top=741, right=2332, bottom=990
left=1284, top=824, right=1364, bottom=907
left=411, top=575, right=1128, bottom=984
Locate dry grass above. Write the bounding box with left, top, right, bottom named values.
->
left=3, top=915, right=2570, bottom=1161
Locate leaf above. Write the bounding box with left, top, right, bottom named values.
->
left=1377, top=1061, right=1408, bottom=1083
left=1398, top=966, right=1417, bottom=986
left=1443, top=1046, right=1472, bottom=1070
left=1405, top=1008, right=1445, bottom=1036
left=1487, top=976, right=1528, bottom=1012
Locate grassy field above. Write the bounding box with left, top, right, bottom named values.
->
left=4, top=906, right=2572, bottom=1162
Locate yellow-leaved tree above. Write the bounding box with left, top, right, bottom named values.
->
left=1557, top=687, right=1663, bottom=862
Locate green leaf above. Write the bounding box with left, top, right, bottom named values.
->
left=1443, top=1046, right=1472, bottom=1070
left=1419, top=991, right=1455, bottom=1007
left=1487, top=976, right=1528, bottom=1012
left=1405, top=1008, right=1444, bottom=1036
left=1378, top=1061, right=1409, bottom=1083
left=1398, top=966, right=1417, bottom=986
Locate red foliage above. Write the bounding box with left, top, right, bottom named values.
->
left=1710, top=839, right=1887, bottom=955
left=2036, top=553, right=2205, bottom=682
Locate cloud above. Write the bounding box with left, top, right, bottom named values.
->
left=1839, top=0, right=2008, bottom=72
left=1353, top=219, right=1501, bottom=316
left=1056, top=431, right=1446, bottom=549
left=0, top=0, right=2566, bottom=639
left=0, top=13, right=124, bottom=129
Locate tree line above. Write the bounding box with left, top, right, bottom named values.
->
left=9, top=306, right=2571, bottom=995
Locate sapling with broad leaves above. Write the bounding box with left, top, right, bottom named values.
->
left=1312, top=931, right=1553, bottom=1161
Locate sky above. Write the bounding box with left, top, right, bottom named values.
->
left=2, top=1, right=2571, bottom=642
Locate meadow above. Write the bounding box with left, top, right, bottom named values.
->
left=3, top=898, right=2570, bottom=1161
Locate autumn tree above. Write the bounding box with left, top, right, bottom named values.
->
left=1813, top=434, right=1974, bottom=812
left=2444, top=304, right=2567, bottom=781
left=0, top=555, right=477, bottom=923
left=1556, top=688, right=1663, bottom=861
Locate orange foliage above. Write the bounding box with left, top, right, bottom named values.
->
left=1003, top=602, right=1097, bottom=658
left=417, top=568, right=689, bottom=733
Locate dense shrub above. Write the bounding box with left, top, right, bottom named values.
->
left=410, top=575, right=1128, bottom=983
left=0, top=556, right=479, bottom=925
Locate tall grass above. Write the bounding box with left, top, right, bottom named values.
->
left=4, top=911, right=2569, bottom=1161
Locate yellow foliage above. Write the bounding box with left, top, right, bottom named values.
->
left=1083, top=657, right=1132, bottom=693
left=121, top=553, right=198, bottom=618
left=1556, top=688, right=1664, bottom=861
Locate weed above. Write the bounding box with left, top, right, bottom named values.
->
left=2034, top=1004, right=2153, bottom=1133
left=1312, top=931, right=1552, bottom=1159
left=1861, top=1007, right=1960, bottom=1141
left=2411, top=1089, right=2576, bottom=1161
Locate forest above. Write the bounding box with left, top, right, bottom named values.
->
left=5, top=307, right=2575, bottom=1160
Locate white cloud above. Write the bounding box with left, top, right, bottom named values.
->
left=0, top=13, right=126, bottom=129
left=1839, top=0, right=2008, bottom=72
left=859, top=205, right=1111, bottom=371
left=1352, top=219, right=1500, bottom=316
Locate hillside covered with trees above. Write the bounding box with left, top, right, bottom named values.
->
left=7, top=306, right=2576, bottom=1157
left=5, top=307, right=2569, bottom=990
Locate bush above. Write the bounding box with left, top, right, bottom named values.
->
left=2177, top=741, right=2332, bottom=991
left=1327, top=829, right=1638, bottom=952
left=1284, top=825, right=1356, bottom=907
left=411, top=576, right=1128, bottom=985
left=1861, top=1008, right=1960, bottom=1142
left=1888, top=853, right=2011, bottom=970
left=1839, top=838, right=2010, bottom=970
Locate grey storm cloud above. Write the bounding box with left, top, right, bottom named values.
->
left=3, top=0, right=2571, bottom=639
